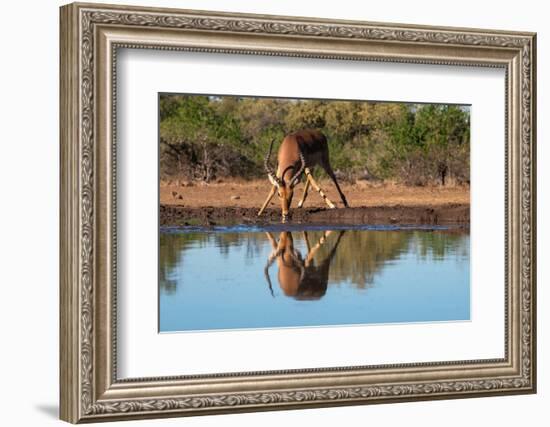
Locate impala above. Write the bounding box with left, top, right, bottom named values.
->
left=257, top=129, right=349, bottom=221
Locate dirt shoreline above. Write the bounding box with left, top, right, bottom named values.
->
left=160, top=204, right=470, bottom=228
left=161, top=180, right=469, bottom=207
left=159, top=180, right=469, bottom=228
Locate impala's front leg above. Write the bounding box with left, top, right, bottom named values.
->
left=297, top=178, right=310, bottom=208
left=305, top=168, right=336, bottom=209
left=305, top=230, right=333, bottom=266
left=263, top=232, right=279, bottom=297
left=258, top=185, right=277, bottom=217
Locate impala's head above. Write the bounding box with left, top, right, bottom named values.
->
left=264, top=140, right=305, bottom=222
left=270, top=167, right=297, bottom=220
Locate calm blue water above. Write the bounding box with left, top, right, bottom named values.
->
left=159, top=226, right=470, bottom=332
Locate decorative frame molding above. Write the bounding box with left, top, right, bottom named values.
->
left=60, top=2, right=536, bottom=423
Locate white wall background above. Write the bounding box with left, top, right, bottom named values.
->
left=0, top=0, right=545, bottom=426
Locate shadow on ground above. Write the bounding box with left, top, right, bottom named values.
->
left=35, top=404, right=58, bottom=419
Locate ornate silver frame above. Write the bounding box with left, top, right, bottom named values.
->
left=60, top=2, right=537, bottom=423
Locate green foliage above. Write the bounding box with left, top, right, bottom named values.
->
left=159, top=95, right=470, bottom=185
left=159, top=95, right=256, bottom=181
left=376, top=104, right=470, bottom=185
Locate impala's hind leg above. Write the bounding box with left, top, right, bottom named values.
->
left=258, top=185, right=277, bottom=217
left=322, top=164, right=349, bottom=207
left=304, top=168, right=336, bottom=209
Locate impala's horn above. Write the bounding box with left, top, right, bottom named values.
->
left=264, top=139, right=282, bottom=187
left=290, top=150, right=306, bottom=188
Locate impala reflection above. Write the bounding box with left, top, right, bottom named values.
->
left=264, top=231, right=345, bottom=300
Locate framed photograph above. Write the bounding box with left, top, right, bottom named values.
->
left=60, top=2, right=537, bottom=423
